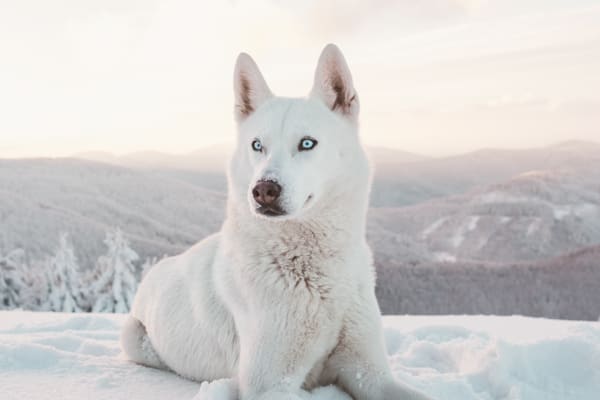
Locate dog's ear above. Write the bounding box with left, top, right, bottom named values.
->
left=233, top=53, right=273, bottom=122
left=310, top=44, right=359, bottom=120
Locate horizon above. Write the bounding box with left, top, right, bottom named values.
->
left=2, top=0, right=600, bottom=158
left=1, top=138, right=599, bottom=161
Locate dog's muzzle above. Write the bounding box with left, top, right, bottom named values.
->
left=252, top=180, right=285, bottom=216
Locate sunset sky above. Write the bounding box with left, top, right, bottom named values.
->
left=1, top=0, right=599, bottom=157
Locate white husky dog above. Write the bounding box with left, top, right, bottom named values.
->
left=121, top=44, right=432, bottom=400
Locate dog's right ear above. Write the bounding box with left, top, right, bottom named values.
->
left=233, top=53, right=273, bottom=122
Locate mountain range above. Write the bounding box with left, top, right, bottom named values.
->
left=0, top=158, right=224, bottom=267
left=1, top=140, right=599, bottom=271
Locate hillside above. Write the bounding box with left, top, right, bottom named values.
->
left=369, top=167, right=600, bottom=264
left=0, top=159, right=224, bottom=268
left=371, top=140, right=600, bottom=207
left=376, top=244, right=600, bottom=319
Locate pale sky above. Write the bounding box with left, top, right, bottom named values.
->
left=1, top=0, right=599, bottom=157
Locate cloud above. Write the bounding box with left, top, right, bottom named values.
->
left=261, top=0, right=484, bottom=37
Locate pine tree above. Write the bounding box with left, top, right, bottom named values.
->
left=91, top=228, right=139, bottom=313
left=0, top=249, right=26, bottom=309
left=46, top=233, right=82, bottom=312
left=140, top=256, right=159, bottom=279
left=19, top=260, right=51, bottom=311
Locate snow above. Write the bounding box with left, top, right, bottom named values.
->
left=451, top=226, right=464, bottom=249
left=192, top=380, right=352, bottom=400
left=433, top=252, right=457, bottom=263
left=526, top=218, right=542, bottom=236
left=421, top=217, right=449, bottom=239
left=478, top=192, right=526, bottom=205
left=450, top=218, right=477, bottom=249
left=1, top=312, right=599, bottom=400
left=467, top=216, right=480, bottom=231
left=552, top=203, right=598, bottom=221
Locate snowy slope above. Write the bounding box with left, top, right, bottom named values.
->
left=0, top=158, right=225, bottom=268
left=375, top=244, right=600, bottom=319
left=371, top=140, right=600, bottom=207
left=369, top=167, right=600, bottom=264
left=1, top=312, right=599, bottom=400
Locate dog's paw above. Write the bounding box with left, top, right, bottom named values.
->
left=193, top=378, right=238, bottom=400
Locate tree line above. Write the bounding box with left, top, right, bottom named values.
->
left=3, top=229, right=598, bottom=320
left=0, top=229, right=154, bottom=313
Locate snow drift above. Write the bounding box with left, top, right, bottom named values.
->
left=1, top=311, right=599, bottom=400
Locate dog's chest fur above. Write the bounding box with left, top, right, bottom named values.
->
left=220, top=217, right=353, bottom=312
left=262, top=223, right=344, bottom=298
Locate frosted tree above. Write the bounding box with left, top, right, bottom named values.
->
left=0, top=249, right=26, bottom=309
left=140, top=256, right=160, bottom=279
left=19, top=263, right=51, bottom=311
left=92, top=228, right=139, bottom=313
left=46, top=233, right=82, bottom=312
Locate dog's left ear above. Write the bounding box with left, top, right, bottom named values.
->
left=310, top=44, right=359, bottom=120
left=234, top=53, right=273, bottom=122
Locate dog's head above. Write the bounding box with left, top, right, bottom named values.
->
left=228, top=44, right=368, bottom=220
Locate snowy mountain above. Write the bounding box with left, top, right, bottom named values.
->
left=1, top=311, right=599, bottom=400
left=0, top=158, right=224, bottom=268
left=370, top=140, right=600, bottom=207
left=369, top=167, right=600, bottom=264
left=3, top=142, right=600, bottom=269
left=2, top=142, right=599, bottom=318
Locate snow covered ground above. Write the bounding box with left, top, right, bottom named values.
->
left=1, top=312, right=599, bottom=400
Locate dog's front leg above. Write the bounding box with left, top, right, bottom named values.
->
left=236, top=305, right=332, bottom=400
left=327, top=290, right=434, bottom=400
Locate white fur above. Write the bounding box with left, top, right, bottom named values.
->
left=122, top=44, right=433, bottom=400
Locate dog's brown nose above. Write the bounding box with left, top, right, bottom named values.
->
left=252, top=180, right=281, bottom=207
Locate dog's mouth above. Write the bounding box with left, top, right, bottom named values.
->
left=254, top=194, right=313, bottom=218
left=256, top=205, right=286, bottom=217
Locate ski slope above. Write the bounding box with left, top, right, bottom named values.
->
left=0, top=311, right=599, bottom=400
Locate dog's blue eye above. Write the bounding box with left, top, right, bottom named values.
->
left=251, top=139, right=262, bottom=152
left=299, top=138, right=317, bottom=151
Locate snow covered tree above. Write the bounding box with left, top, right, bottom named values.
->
left=18, top=259, right=51, bottom=311
left=140, top=256, right=160, bottom=279
left=0, top=249, right=26, bottom=309
left=91, top=228, right=139, bottom=313
left=46, top=233, right=82, bottom=312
